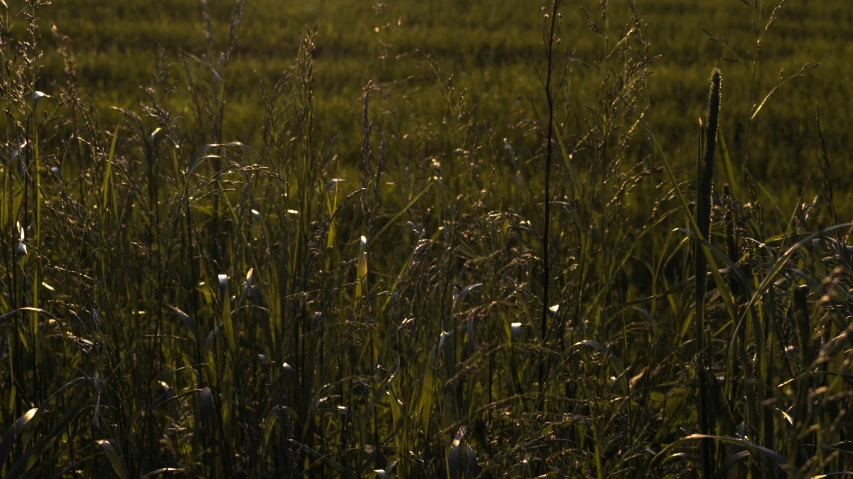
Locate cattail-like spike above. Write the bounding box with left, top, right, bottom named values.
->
left=695, top=68, right=722, bottom=479
left=699, top=68, right=722, bottom=240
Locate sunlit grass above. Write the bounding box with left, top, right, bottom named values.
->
left=0, top=0, right=851, bottom=477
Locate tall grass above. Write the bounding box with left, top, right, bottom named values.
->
left=694, top=67, right=722, bottom=478
left=0, top=0, right=850, bottom=478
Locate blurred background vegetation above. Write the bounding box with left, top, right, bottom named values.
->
left=43, top=0, right=852, bottom=210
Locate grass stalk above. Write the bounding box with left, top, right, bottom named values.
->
left=695, top=68, right=722, bottom=478
left=538, top=0, right=562, bottom=406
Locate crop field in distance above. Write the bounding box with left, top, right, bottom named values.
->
left=0, top=0, right=852, bottom=477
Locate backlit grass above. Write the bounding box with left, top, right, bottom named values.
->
left=0, top=0, right=851, bottom=477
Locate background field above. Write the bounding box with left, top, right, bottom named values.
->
left=44, top=0, right=853, bottom=205
left=1, top=0, right=852, bottom=477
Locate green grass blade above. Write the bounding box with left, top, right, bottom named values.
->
left=96, top=439, right=129, bottom=479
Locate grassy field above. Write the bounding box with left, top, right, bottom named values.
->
left=42, top=0, right=853, bottom=201
left=0, top=0, right=852, bottom=477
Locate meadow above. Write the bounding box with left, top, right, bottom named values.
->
left=41, top=0, right=853, bottom=203
left=0, top=0, right=851, bottom=477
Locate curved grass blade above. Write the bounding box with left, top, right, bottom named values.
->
left=651, top=434, right=788, bottom=472
left=142, top=468, right=183, bottom=478
left=372, top=180, right=434, bottom=243
left=96, top=439, right=129, bottom=479
left=742, top=223, right=852, bottom=317
left=0, top=408, right=42, bottom=465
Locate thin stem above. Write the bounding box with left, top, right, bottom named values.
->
left=539, top=0, right=561, bottom=401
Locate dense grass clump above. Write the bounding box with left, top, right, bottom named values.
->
left=0, top=0, right=851, bottom=477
